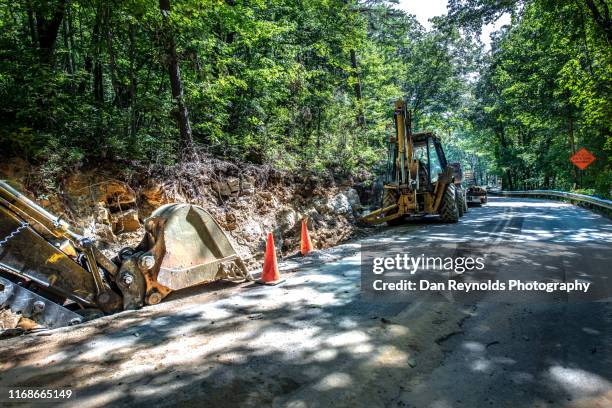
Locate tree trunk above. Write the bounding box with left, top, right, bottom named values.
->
left=583, top=0, right=612, bottom=45
left=159, top=0, right=194, bottom=158
left=568, top=113, right=578, bottom=188
left=26, top=1, right=38, bottom=46
left=506, top=170, right=514, bottom=190
left=34, top=0, right=67, bottom=64
left=106, top=20, right=121, bottom=105
left=497, top=127, right=514, bottom=190
left=91, top=6, right=104, bottom=103
left=129, top=23, right=138, bottom=139
left=350, top=49, right=366, bottom=129
left=62, top=12, right=73, bottom=75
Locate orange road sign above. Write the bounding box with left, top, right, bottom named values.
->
left=570, top=148, right=595, bottom=170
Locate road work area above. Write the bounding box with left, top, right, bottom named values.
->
left=1, top=197, right=611, bottom=408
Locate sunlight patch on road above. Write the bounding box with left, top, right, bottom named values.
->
left=311, top=348, right=338, bottom=362
left=547, top=365, right=612, bottom=397
left=314, top=372, right=352, bottom=391
left=374, top=345, right=409, bottom=367
left=325, top=330, right=370, bottom=347
left=462, top=341, right=486, bottom=353
left=488, top=200, right=572, bottom=208
left=519, top=228, right=555, bottom=239
left=470, top=358, right=491, bottom=372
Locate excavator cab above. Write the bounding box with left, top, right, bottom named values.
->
left=409, top=133, right=447, bottom=190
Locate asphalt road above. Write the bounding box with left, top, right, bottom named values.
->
left=0, top=197, right=610, bottom=408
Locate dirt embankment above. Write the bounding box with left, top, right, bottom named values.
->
left=0, top=156, right=376, bottom=270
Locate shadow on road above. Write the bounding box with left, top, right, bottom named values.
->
left=0, top=197, right=610, bottom=407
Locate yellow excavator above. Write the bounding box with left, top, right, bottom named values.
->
left=361, top=100, right=465, bottom=225
left=0, top=181, right=249, bottom=328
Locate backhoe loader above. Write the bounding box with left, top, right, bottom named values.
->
left=0, top=180, right=249, bottom=329
left=361, top=100, right=464, bottom=225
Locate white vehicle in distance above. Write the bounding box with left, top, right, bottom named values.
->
left=466, top=185, right=488, bottom=206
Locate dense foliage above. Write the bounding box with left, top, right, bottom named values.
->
left=0, top=1, right=474, bottom=173
left=0, top=0, right=610, bottom=195
left=450, top=0, right=611, bottom=195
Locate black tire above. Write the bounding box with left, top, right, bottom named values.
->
left=382, top=189, right=404, bottom=226
left=455, top=187, right=465, bottom=217
left=439, top=184, right=459, bottom=223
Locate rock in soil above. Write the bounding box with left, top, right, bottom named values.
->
left=0, top=308, right=20, bottom=330
left=0, top=309, right=37, bottom=339
left=111, top=209, right=141, bottom=233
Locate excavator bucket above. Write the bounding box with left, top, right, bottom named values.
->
left=149, top=203, right=249, bottom=291
left=119, top=203, right=251, bottom=308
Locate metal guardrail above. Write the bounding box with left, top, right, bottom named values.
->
left=489, top=189, right=612, bottom=212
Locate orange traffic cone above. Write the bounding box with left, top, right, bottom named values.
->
left=258, top=232, right=284, bottom=285
left=300, top=218, right=313, bottom=256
